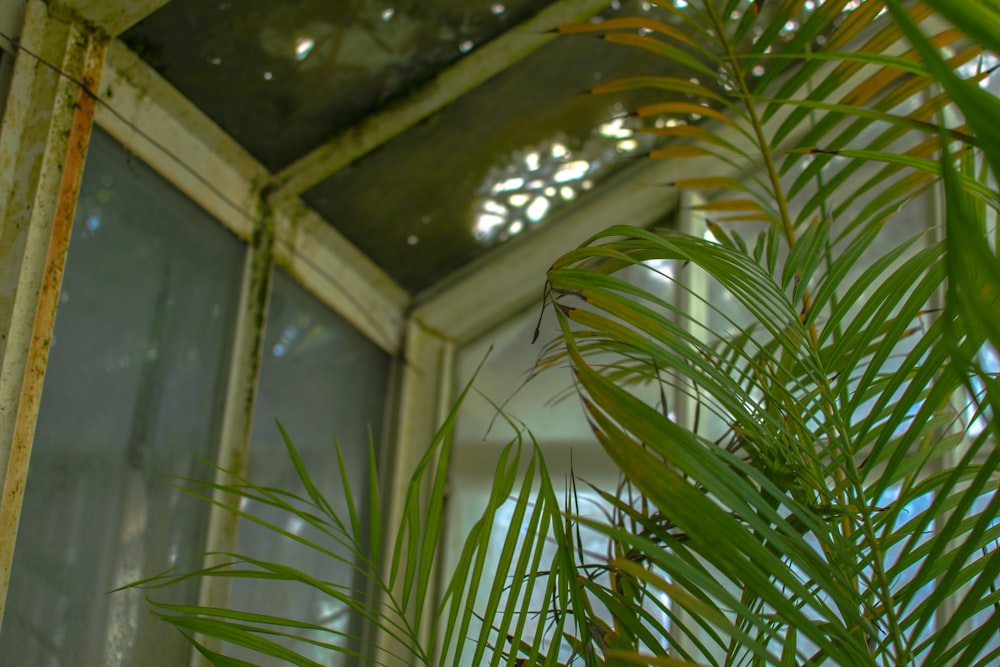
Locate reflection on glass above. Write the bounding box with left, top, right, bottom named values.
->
left=0, top=129, right=245, bottom=665
left=228, top=269, right=390, bottom=666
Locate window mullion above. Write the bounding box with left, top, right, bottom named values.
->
left=0, top=0, right=105, bottom=628
left=373, top=318, right=454, bottom=665
left=190, top=202, right=275, bottom=666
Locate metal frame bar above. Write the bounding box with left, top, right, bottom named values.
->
left=0, top=0, right=106, bottom=626
left=192, top=203, right=275, bottom=666
left=373, top=318, right=455, bottom=665
left=50, top=0, right=172, bottom=37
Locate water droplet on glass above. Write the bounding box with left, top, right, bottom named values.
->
left=294, top=36, right=315, bottom=61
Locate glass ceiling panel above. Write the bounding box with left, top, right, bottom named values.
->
left=122, top=0, right=551, bottom=171
left=302, top=0, right=694, bottom=292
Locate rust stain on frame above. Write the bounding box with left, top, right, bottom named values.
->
left=0, top=30, right=106, bottom=618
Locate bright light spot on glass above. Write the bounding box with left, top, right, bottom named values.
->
left=476, top=213, right=506, bottom=238
left=86, top=215, right=101, bottom=231
left=617, top=139, right=638, bottom=152
left=263, top=70, right=274, bottom=80
left=381, top=7, right=395, bottom=20
left=407, top=234, right=419, bottom=246
left=286, top=517, right=305, bottom=535
left=665, top=118, right=683, bottom=127
left=294, top=36, right=315, bottom=60
left=959, top=53, right=1000, bottom=89
left=527, top=179, right=546, bottom=189
left=599, top=117, right=633, bottom=139
left=491, top=3, right=505, bottom=14
left=525, top=152, right=541, bottom=171
left=639, top=27, right=653, bottom=36
left=783, top=20, right=799, bottom=33
left=508, top=193, right=530, bottom=207
left=560, top=186, right=576, bottom=200
left=491, top=177, right=524, bottom=193
left=752, top=65, right=765, bottom=77
left=459, top=40, right=474, bottom=53
left=544, top=186, right=557, bottom=197
left=509, top=220, right=524, bottom=235
left=674, top=0, right=688, bottom=7
left=527, top=196, right=550, bottom=222
left=483, top=200, right=507, bottom=215
left=644, top=258, right=675, bottom=281
left=640, top=0, right=651, bottom=10
left=703, top=228, right=719, bottom=243
left=967, top=344, right=999, bottom=436
left=551, top=143, right=568, bottom=158
left=582, top=179, right=594, bottom=190
left=611, top=0, right=621, bottom=8
left=554, top=160, right=590, bottom=183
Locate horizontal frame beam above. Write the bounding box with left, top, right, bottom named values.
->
left=51, top=0, right=171, bottom=36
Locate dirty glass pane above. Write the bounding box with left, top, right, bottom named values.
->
left=302, top=0, right=678, bottom=292
left=228, top=268, right=390, bottom=666
left=0, top=128, right=245, bottom=666
left=122, top=0, right=552, bottom=171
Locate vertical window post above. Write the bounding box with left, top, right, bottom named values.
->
left=374, top=318, right=454, bottom=664
left=191, top=198, right=275, bottom=664
left=0, top=0, right=105, bottom=625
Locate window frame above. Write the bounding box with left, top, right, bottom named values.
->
left=0, top=2, right=409, bottom=664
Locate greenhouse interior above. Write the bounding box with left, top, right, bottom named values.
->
left=0, top=0, right=998, bottom=665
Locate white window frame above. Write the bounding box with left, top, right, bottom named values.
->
left=0, top=2, right=409, bottom=664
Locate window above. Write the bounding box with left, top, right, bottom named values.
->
left=0, top=129, right=245, bottom=665
left=228, top=269, right=390, bottom=666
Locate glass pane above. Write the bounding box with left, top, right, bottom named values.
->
left=0, top=128, right=246, bottom=666
left=122, top=0, right=552, bottom=171
left=228, top=269, right=390, bottom=666
left=301, top=0, right=677, bottom=292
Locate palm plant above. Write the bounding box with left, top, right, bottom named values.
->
left=537, top=0, right=1000, bottom=664
left=123, top=0, right=999, bottom=665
